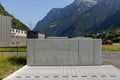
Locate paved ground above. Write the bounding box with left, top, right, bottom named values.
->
left=4, top=65, right=120, bottom=80
left=102, top=52, right=120, bottom=69
left=3, top=51, right=120, bottom=80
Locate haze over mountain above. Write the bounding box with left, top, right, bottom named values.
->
left=34, top=0, right=120, bottom=37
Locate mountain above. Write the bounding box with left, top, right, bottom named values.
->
left=85, top=9, right=120, bottom=43
left=34, top=0, right=120, bottom=37
left=0, top=4, right=29, bottom=30
left=88, top=9, right=120, bottom=32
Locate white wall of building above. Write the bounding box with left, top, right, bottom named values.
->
left=0, top=15, right=45, bottom=47
left=11, top=28, right=27, bottom=46
left=11, top=28, right=45, bottom=46
left=0, top=15, right=12, bottom=47
left=38, top=33, right=45, bottom=39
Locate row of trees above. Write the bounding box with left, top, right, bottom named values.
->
left=85, top=28, right=120, bottom=43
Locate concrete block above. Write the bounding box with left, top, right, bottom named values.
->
left=94, top=39, right=102, bottom=65
left=29, top=39, right=78, bottom=66
left=27, top=38, right=101, bottom=66
left=27, top=39, right=34, bottom=65
left=78, top=39, right=94, bottom=65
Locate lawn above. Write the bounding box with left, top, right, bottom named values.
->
left=0, top=53, right=26, bottom=79
left=102, top=45, right=120, bottom=51
left=1, top=45, right=120, bottom=52
left=0, top=47, right=26, bottom=52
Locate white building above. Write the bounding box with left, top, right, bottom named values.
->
left=27, top=31, right=45, bottom=39
left=0, top=15, right=45, bottom=47
left=0, top=15, right=28, bottom=47
left=11, top=28, right=45, bottom=46
left=10, top=28, right=27, bottom=46
left=38, top=33, right=45, bottom=39
left=0, top=15, right=12, bottom=47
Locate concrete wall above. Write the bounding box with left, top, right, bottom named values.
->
left=0, top=15, right=12, bottom=47
left=27, top=38, right=101, bottom=66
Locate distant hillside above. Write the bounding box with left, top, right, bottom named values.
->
left=0, top=4, right=29, bottom=30
left=85, top=27, right=120, bottom=43
left=34, top=0, right=120, bottom=37
left=85, top=9, right=120, bottom=43
left=86, top=9, right=120, bottom=33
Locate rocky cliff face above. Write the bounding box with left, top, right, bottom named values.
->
left=34, top=0, right=120, bottom=37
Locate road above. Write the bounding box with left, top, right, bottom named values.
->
left=102, top=51, right=120, bottom=69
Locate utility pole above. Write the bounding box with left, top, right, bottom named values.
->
left=29, top=21, right=32, bottom=30
left=17, top=41, right=18, bottom=56
left=16, top=31, right=19, bottom=56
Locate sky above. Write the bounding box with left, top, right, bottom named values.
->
left=0, top=0, right=74, bottom=29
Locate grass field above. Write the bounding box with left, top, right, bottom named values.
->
left=0, top=47, right=26, bottom=52
left=0, top=45, right=120, bottom=52
left=102, top=45, right=120, bottom=51
left=0, top=53, right=26, bottom=79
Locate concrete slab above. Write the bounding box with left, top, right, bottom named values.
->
left=4, top=65, right=120, bottom=80
left=27, top=38, right=101, bottom=66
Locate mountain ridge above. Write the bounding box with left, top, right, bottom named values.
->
left=34, top=0, right=120, bottom=37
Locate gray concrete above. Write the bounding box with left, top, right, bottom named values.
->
left=4, top=65, right=120, bottom=80
left=0, top=15, right=12, bottom=47
left=102, top=51, right=120, bottom=69
left=27, top=38, right=101, bottom=66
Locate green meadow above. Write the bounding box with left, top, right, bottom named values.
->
left=0, top=53, right=26, bottom=79
left=102, top=45, right=120, bottom=51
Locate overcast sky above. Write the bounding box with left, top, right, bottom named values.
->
left=0, top=0, right=74, bottom=29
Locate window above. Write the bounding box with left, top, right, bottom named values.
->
left=16, top=42, right=20, bottom=44
left=21, top=31, right=23, bottom=33
left=12, top=42, right=14, bottom=44
left=12, top=36, right=14, bottom=38
left=18, top=30, right=20, bottom=33
left=16, top=36, right=18, bottom=38
left=12, top=28, right=14, bottom=32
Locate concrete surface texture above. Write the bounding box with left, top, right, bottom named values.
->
left=0, top=15, right=12, bottom=47
left=4, top=65, right=120, bottom=80
left=27, top=38, right=101, bottom=66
